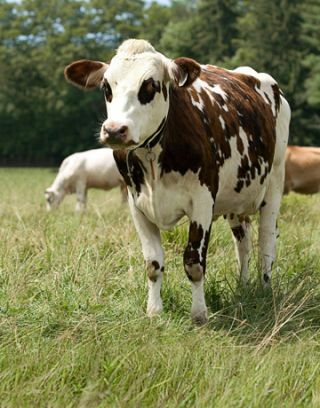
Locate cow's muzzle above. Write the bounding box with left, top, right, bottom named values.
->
left=100, top=123, right=129, bottom=147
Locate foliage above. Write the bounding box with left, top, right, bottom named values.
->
left=0, top=168, right=320, bottom=406
left=0, top=0, right=319, bottom=165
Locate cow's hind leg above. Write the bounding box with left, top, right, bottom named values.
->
left=128, top=194, right=164, bottom=316
left=259, top=165, right=284, bottom=287
left=227, top=215, right=251, bottom=286
left=184, top=202, right=213, bottom=325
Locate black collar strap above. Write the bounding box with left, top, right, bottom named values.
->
left=131, top=117, right=167, bottom=151
left=125, top=117, right=167, bottom=190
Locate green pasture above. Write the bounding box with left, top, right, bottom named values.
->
left=0, top=168, right=320, bottom=407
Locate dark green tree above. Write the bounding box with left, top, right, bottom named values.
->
left=0, top=0, right=144, bottom=165
left=229, top=0, right=313, bottom=145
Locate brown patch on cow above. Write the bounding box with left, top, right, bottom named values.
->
left=231, top=226, right=245, bottom=242
left=113, top=149, right=146, bottom=195
left=272, top=84, right=281, bottom=115
left=189, top=221, right=204, bottom=249
left=138, top=78, right=160, bottom=105
left=235, top=180, right=244, bottom=193
left=162, top=82, right=168, bottom=101
left=102, top=80, right=113, bottom=102
left=147, top=260, right=161, bottom=282
left=237, top=135, right=244, bottom=155
left=183, top=222, right=211, bottom=280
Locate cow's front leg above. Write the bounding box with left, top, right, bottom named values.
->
left=184, top=211, right=213, bottom=325
left=128, top=194, right=164, bottom=316
left=75, top=180, right=87, bottom=212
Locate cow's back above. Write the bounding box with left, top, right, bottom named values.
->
left=184, top=65, right=290, bottom=215
left=83, top=148, right=122, bottom=189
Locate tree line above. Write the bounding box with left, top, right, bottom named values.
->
left=0, top=0, right=319, bottom=166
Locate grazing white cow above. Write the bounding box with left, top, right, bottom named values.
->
left=45, top=148, right=126, bottom=212
left=65, top=39, right=290, bottom=324
left=284, top=146, right=320, bottom=195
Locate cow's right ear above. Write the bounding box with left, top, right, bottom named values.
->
left=167, top=57, right=201, bottom=88
left=64, top=60, right=108, bottom=90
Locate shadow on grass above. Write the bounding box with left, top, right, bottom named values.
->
left=204, top=270, right=320, bottom=346
left=161, top=267, right=320, bottom=346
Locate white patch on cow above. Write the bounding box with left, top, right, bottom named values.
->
left=254, top=84, right=270, bottom=105
left=117, top=39, right=156, bottom=55
left=211, top=84, right=228, bottom=101
left=233, top=66, right=258, bottom=77
left=188, top=87, right=204, bottom=112
left=219, top=115, right=226, bottom=130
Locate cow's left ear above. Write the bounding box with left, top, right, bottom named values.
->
left=64, top=60, right=109, bottom=90
left=168, top=57, right=201, bottom=87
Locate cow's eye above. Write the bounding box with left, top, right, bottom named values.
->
left=138, top=78, right=160, bottom=105
left=102, top=81, right=112, bottom=102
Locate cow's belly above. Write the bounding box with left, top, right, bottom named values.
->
left=214, top=181, right=267, bottom=215
left=214, top=168, right=269, bottom=215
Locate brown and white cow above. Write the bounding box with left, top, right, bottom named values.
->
left=65, top=39, right=290, bottom=324
left=284, top=146, right=320, bottom=195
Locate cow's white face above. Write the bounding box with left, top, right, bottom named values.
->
left=100, top=52, right=169, bottom=146
left=64, top=39, right=201, bottom=148
left=44, top=189, right=59, bottom=211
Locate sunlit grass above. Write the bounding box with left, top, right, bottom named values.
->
left=0, top=168, right=320, bottom=407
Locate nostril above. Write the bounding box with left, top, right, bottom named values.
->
left=119, top=125, right=128, bottom=135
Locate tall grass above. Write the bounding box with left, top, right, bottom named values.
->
left=0, top=168, right=320, bottom=407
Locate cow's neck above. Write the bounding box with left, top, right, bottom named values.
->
left=124, top=85, right=209, bottom=191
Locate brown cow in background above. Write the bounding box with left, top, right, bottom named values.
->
left=284, top=146, right=320, bottom=194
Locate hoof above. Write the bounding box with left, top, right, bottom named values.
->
left=147, top=303, right=163, bottom=317
left=191, top=308, right=208, bottom=326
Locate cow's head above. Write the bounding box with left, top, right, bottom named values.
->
left=64, top=39, right=201, bottom=148
left=44, top=189, right=61, bottom=211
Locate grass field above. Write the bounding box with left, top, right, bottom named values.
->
left=0, top=167, right=320, bottom=407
